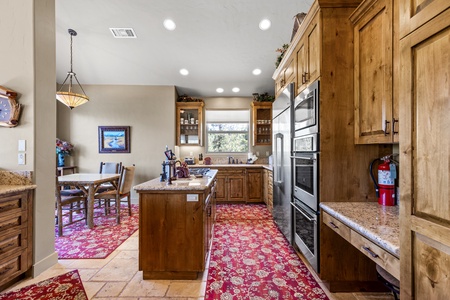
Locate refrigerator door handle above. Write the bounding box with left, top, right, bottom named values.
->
left=274, top=133, right=284, bottom=186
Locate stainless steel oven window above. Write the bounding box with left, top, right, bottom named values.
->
left=294, top=92, right=315, bottom=126
left=292, top=152, right=318, bottom=211
left=292, top=199, right=319, bottom=272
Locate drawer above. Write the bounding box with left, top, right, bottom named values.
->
left=350, top=231, right=400, bottom=280
left=323, top=212, right=351, bottom=241
left=0, top=226, right=28, bottom=257
left=0, top=250, right=29, bottom=287
left=0, top=191, right=28, bottom=216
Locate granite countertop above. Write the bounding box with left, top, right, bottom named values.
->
left=189, top=164, right=272, bottom=170
left=134, top=169, right=218, bottom=192
left=0, top=185, right=36, bottom=196
left=0, top=170, right=36, bottom=196
left=320, top=202, right=399, bottom=258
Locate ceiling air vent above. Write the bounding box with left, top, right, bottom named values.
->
left=109, top=28, right=137, bottom=38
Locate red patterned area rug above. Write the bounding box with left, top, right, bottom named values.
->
left=216, top=203, right=273, bottom=221
left=205, top=204, right=329, bottom=300
left=0, top=270, right=87, bottom=300
left=55, top=204, right=139, bottom=259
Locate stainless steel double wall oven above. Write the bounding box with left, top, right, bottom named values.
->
left=291, top=80, right=320, bottom=272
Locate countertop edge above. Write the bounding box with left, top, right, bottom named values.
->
left=134, top=170, right=218, bottom=192
left=0, top=185, right=37, bottom=196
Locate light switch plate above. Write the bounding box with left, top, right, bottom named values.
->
left=186, top=194, right=199, bottom=202
left=18, top=153, right=26, bottom=165
left=18, top=140, right=26, bottom=151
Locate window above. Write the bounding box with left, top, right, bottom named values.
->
left=206, top=110, right=249, bottom=153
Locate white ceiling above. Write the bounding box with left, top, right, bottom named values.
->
left=56, top=0, right=312, bottom=98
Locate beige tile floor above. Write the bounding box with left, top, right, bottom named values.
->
left=4, top=230, right=395, bottom=300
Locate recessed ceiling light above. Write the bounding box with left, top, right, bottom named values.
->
left=252, top=69, right=262, bottom=75
left=179, top=68, right=189, bottom=76
left=163, top=19, right=176, bottom=31
left=216, top=88, right=224, bottom=93
left=232, top=87, right=240, bottom=93
left=259, top=19, right=271, bottom=30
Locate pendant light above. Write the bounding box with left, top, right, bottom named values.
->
left=56, top=29, right=89, bottom=109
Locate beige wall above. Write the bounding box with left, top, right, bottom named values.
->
left=0, top=0, right=59, bottom=275
left=57, top=84, right=176, bottom=200
left=178, top=97, right=272, bottom=163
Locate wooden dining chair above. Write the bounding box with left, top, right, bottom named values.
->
left=55, top=176, right=88, bottom=236
left=96, top=162, right=122, bottom=194
left=94, top=165, right=135, bottom=224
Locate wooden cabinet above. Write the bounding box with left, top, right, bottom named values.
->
left=215, top=168, right=246, bottom=203
left=296, top=11, right=320, bottom=94
left=399, top=0, right=450, bottom=38
left=176, top=101, right=204, bottom=146
left=274, top=56, right=295, bottom=98
left=0, top=189, right=33, bottom=290
left=263, top=169, right=273, bottom=212
left=246, top=169, right=263, bottom=203
left=351, top=0, right=399, bottom=144
left=251, top=102, right=272, bottom=146
left=399, top=6, right=450, bottom=299
left=138, top=181, right=215, bottom=280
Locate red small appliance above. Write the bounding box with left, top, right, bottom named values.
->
left=370, top=155, right=397, bottom=206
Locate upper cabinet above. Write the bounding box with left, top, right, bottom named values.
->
left=399, top=3, right=450, bottom=299
left=399, top=0, right=450, bottom=38
left=274, top=56, right=295, bottom=98
left=251, top=102, right=272, bottom=146
left=296, top=12, right=321, bottom=94
left=176, top=101, right=204, bottom=146
left=350, top=0, right=399, bottom=144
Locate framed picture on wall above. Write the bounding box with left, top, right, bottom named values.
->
left=98, top=126, right=130, bottom=153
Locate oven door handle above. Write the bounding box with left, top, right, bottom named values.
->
left=290, top=155, right=316, bottom=160
left=291, top=202, right=315, bottom=222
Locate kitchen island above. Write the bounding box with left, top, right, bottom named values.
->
left=133, top=169, right=217, bottom=280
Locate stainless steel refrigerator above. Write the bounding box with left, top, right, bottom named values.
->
left=272, top=83, right=293, bottom=243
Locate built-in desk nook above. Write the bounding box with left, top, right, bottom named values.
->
left=320, top=202, right=400, bottom=283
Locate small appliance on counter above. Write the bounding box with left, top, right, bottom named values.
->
left=204, top=157, right=212, bottom=165
left=184, top=157, right=195, bottom=165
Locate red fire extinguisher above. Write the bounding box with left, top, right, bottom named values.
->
left=370, top=155, right=397, bottom=206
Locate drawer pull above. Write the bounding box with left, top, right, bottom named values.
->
left=329, top=222, right=339, bottom=229
left=0, top=266, right=13, bottom=276
left=0, top=242, right=16, bottom=252
left=362, top=246, right=379, bottom=258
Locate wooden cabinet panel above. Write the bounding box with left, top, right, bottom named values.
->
left=399, top=11, right=450, bottom=299
left=399, top=0, right=450, bottom=38
left=228, top=176, right=245, bottom=201
left=214, top=168, right=246, bottom=203
left=351, top=0, right=399, bottom=144
left=275, top=57, right=296, bottom=98
left=247, top=169, right=263, bottom=203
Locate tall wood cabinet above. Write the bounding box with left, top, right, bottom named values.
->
left=399, top=2, right=450, bottom=299
left=176, top=101, right=204, bottom=146
left=246, top=169, right=263, bottom=203
left=274, top=0, right=391, bottom=291
left=351, top=0, right=399, bottom=144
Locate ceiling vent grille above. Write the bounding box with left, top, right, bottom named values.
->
left=109, top=28, right=137, bottom=38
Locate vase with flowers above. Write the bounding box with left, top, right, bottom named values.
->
left=56, top=138, right=74, bottom=167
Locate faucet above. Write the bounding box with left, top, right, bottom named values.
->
left=228, top=156, right=233, bottom=164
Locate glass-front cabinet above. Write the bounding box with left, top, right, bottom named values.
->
left=251, top=102, right=272, bottom=146
left=176, top=101, right=204, bottom=146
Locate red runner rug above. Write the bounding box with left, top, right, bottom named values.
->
left=205, top=204, right=329, bottom=299
left=55, top=204, right=139, bottom=259
left=0, top=270, right=87, bottom=300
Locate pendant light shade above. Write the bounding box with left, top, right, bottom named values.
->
left=57, top=29, right=89, bottom=109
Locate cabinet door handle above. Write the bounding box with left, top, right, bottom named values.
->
left=329, top=221, right=339, bottom=229
left=362, top=246, right=379, bottom=258
left=392, top=118, right=399, bottom=135
left=384, top=119, right=391, bottom=136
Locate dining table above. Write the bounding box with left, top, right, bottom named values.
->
left=58, top=173, right=120, bottom=229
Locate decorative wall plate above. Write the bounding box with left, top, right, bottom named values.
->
left=0, top=85, right=21, bottom=128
